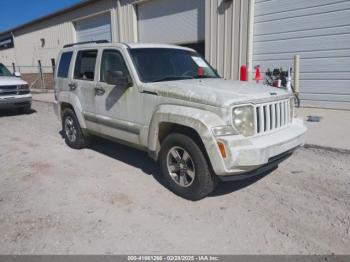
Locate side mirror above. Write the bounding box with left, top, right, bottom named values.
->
left=14, top=72, right=21, bottom=77
left=106, top=70, right=131, bottom=88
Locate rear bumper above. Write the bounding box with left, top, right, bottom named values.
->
left=0, top=94, right=32, bottom=109
left=208, top=118, right=307, bottom=177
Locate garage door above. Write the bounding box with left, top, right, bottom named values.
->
left=253, top=0, right=350, bottom=109
left=75, top=13, right=112, bottom=43
left=137, top=0, right=205, bottom=44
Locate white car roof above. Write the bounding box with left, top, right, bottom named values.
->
left=62, top=42, right=195, bottom=52
left=125, top=43, right=194, bottom=51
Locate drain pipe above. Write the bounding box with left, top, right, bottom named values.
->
left=247, top=0, right=255, bottom=82
left=294, top=55, right=300, bottom=94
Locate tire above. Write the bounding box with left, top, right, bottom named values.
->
left=62, top=108, right=90, bottom=149
left=159, top=133, right=218, bottom=200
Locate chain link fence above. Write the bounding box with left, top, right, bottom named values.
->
left=5, top=63, right=55, bottom=90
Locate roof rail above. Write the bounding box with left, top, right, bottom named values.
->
left=63, top=40, right=109, bottom=48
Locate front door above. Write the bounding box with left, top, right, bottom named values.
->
left=94, top=48, right=144, bottom=145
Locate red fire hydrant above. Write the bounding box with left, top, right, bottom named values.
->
left=255, top=65, right=261, bottom=83
left=240, top=65, right=247, bottom=81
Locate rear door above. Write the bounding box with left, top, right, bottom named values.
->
left=70, top=49, right=100, bottom=133
left=56, top=51, right=73, bottom=96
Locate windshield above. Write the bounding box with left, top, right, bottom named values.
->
left=129, top=48, right=220, bottom=83
left=0, top=63, right=12, bottom=77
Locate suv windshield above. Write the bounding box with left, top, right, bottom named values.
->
left=129, top=48, right=219, bottom=83
left=0, top=63, right=12, bottom=77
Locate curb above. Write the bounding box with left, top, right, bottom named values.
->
left=304, top=144, right=350, bottom=154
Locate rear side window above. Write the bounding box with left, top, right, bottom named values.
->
left=74, top=50, right=98, bottom=81
left=57, top=52, right=73, bottom=78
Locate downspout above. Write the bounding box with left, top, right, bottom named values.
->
left=11, top=32, right=19, bottom=70
left=247, top=0, right=255, bottom=82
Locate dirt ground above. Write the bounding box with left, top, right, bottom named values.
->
left=0, top=102, right=349, bottom=254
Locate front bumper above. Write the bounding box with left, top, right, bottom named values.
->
left=0, top=94, right=32, bottom=109
left=218, top=149, right=294, bottom=181
left=208, top=118, right=307, bottom=177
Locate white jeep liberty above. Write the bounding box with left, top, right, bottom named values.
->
left=54, top=41, right=306, bottom=200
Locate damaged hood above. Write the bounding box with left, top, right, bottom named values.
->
left=144, top=78, right=290, bottom=107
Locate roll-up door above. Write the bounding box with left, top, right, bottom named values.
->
left=75, top=13, right=112, bottom=43
left=253, top=0, right=350, bottom=109
left=137, top=0, right=205, bottom=45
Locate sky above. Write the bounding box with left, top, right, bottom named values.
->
left=0, top=0, right=83, bottom=33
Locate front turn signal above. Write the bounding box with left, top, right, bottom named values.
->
left=217, top=142, right=227, bottom=159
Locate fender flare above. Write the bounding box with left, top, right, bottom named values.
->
left=57, top=92, right=87, bottom=129
left=147, top=105, right=226, bottom=169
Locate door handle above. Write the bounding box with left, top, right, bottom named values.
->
left=94, top=86, right=105, bottom=95
left=68, top=82, right=77, bottom=90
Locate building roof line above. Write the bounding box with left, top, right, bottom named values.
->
left=0, top=0, right=99, bottom=36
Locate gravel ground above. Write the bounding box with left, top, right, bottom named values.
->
left=0, top=102, right=349, bottom=255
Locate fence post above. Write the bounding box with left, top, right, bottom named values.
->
left=12, top=63, right=16, bottom=74
left=51, top=58, right=56, bottom=75
left=38, top=60, right=46, bottom=89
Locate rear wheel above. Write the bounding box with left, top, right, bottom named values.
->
left=159, top=133, right=218, bottom=200
left=62, top=108, right=90, bottom=149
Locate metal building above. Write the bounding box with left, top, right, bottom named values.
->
left=0, top=0, right=349, bottom=109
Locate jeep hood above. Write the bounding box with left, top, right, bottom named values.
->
left=143, top=79, right=291, bottom=107
left=0, top=76, right=27, bottom=86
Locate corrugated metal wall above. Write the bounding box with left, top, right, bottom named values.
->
left=117, top=0, right=138, bottom=42
left=205, top=0, right=249, bottom=80
left=0, top=0, right=248, bottom=80
left=253, top=0, right=350, bottom=110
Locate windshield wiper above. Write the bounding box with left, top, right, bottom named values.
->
left=152, top=76, right=194, bottom=82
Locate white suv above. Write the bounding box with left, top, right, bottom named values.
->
left=0, top=63, right=31, bottom=111
left=54, top=41, right=306, bottom=200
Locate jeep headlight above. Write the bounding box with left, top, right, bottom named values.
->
left=232, top=105, right=255, bottom=137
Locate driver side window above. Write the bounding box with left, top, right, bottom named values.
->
left=100, top=50, right=131, bottom=83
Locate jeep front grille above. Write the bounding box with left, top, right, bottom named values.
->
left=255, top=99, right=291, bottom=134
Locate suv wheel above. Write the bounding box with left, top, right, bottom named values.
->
left=159, top=133, right=218, bottom=200
left=62, top=108, right=90, bottom=149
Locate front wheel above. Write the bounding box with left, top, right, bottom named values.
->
left=159, top=133, right=218, bottom=200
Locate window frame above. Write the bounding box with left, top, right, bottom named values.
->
left=73, top=49, right=98, bottom=82
left=57, top=51, right=73, bottom=79
left=128, top=47, right=220, bottom=83
left=99, top=49, right=132, bottom=84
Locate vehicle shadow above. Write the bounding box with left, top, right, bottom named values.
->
left=66, top=134, right=272, bottom=198
left=209, top=167, right=276, bottom=198
left=0, top=108, right=37, bottom=117
left=87, top=136, right=164, bottom=185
